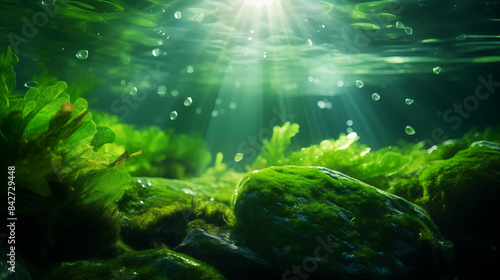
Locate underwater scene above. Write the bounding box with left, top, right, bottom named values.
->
left=1, top=0, right=500, bottom=279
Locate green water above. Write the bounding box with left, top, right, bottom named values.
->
left=2, top=0, right=499, bottom=159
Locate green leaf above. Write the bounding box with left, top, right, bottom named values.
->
left=92, top=125, right=116, bottom=149
left=0, top=47, right=19, bottom=122
left=23, top=81, right=68, bottom=121
left=23, top=93, right=71, bottom=137
left=81, top=167, right=131, bottom=205
left=22, top=100, right=36, bottom=119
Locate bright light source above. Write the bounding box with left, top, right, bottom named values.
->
left=244, top=0, right=274, bottom=8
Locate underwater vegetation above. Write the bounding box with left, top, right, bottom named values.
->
left=92, top=112, right=212, bottom=179
left=2, top=35, right=500, bottom=279
left=0, top=46, right=134, bottom=280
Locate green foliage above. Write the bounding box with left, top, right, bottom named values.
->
left=252, top=122, right=299, bottom=169
left=0, top=48, right=131, bottom=265
left=92, top=113, right=212, bottom=178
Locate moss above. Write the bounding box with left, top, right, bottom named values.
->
left=416, top=145, right=500, bottom=243
left=50, top=248, right=226, bottom=280
left=232, top=166, right=452, bottom=279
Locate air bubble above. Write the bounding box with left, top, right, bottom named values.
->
left=157, top=85, right=167, bottom=96
left=234, top=153, right=244, bottom=162
left=405, top=98, right=414, bottom=105
left=395, top=21, right=404, bottom=29
left=371, top=93, right=380, bottom=101
left=187, top=65, right=194, bottom=73
left=174, top=11, right=182, bottom=19
left=129, top=87, right=138, bottom=95
left=355, top=80, right=364, bottom=88
left=433, top=66, right=442, bottom=74
left=76, top=50, right=89, bottom=60
left=41, top=0, right=55, bottom=5
left=456, top=34, right=466, bottom=41
left=405, top=126, right=416, bottom=135
left=24, top=81, right=38, bottom=88
left=184, top=97, right=193, bottom=106
left=152, top=48, right=161, bottom=57
left=170, top=111, right=178, bottom=120
left=404, top=27, right=413, bottom=35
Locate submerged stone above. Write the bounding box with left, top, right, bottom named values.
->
left=175, top=229, right=279, bottom=280
left=416, top=143, right=500, bottom=278
left=232, top=166, right=454, bottom=280
left=49, top=248, right=225, bottom=280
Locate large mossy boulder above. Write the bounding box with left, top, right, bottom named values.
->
left=416, top=141, right=500, bottom=278
left=49, top=248, right=226, bottom=280
left=232, top=166, right=454, bottom=280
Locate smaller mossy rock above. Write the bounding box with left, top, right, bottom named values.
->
left=119, top=178, right=234, bottom=250
left=49, top=248, right=226, bottom=280
left=175, top=229, right=279, bottom=280
left=232, top=166, right=454, bottom=280
left=416, top=142, right=500, bottom=278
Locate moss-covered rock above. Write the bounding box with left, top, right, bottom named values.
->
left=49, top=248, right=226, bottom=280
left=416, top=141, right=500, bottom=278
left=175, top=229, right=279, bottom=280
left=119, top=177, right=235, bottom=250
left=232, top=166, right=454, bottom=280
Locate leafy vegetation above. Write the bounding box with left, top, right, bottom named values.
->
left=0, top=47, right=131, bottom=268
left=92, top=112, right=212, bottom=179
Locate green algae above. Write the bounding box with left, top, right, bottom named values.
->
left=50, top=248, right=226, bottom=280
left=232, top=166, right=454, bottom=279
left=93, top=113, right=212, bottom=179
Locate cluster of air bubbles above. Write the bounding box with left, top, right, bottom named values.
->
left=308, top=76, right=320, bottom=84
left=234, top=153, right=244, bottom=162
left=76, top=50, right=89, bottom=60
left=433, top=66, right=442, bottom=74
left=24, top=81, right=38, bottom=88
left=371, top=93, right=381, bottom=101
left=317, top=100, right=333, bottom=109
left=355, top=80, right=364, bottom=88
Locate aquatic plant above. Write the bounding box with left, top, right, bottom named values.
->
left=92, top=112, right=212, bottom=179
left=251, top=121, right=299, bottom=169
left=0, top=47, right=131, bottom=266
